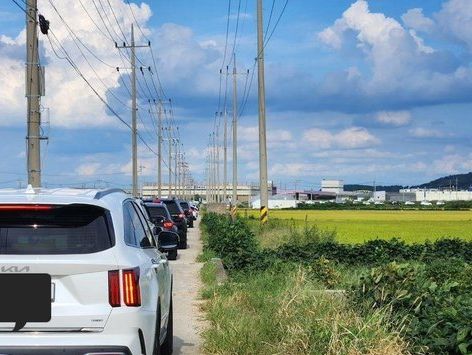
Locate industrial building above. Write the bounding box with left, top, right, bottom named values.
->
left=141, top=182, right=275, bottom=203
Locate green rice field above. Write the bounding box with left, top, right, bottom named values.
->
left=243, top=209, right=472, bottom=244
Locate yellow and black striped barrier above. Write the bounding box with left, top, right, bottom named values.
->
left=260, top=206, right=268, bottom=225
left=230, top=205, right=238, bottom=220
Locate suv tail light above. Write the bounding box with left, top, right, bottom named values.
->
left=0, top=204, right=53, bottom=211
left=123, top=267, right=141, bottom=307
left=108, top=270, right=120, bottom=307
left=163, top=220, right=174, bottom=230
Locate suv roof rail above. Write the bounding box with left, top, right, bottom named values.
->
left=94, top=188, right=128, bottom=200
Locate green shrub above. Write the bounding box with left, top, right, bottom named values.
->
left=201, top=212, right=260, bottom=271
left=352, top=261, right=472, bottom=354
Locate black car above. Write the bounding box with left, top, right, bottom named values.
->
left=144, top=202, right=180, bottom=260
left=161, top=198, right=188, bottom=249
left=178, top=201, right=195, bottom=228
left=144, top=202, right=179, bottom=234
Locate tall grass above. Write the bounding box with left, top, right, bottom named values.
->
left=201, top=264, right=409, bottom=355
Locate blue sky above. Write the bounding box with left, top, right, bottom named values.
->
left=0, top=0, right=472, bottom=190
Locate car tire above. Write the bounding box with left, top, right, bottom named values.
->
left=189, top=220, right=194, bottom=228
left=168, top=249, right=177, bottom=260
left=160, top=296, right=173, bottom=355
left=178, top=240, right=187, bottom=249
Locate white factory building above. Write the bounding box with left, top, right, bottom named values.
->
left=400, top=188, right=472, bottom=202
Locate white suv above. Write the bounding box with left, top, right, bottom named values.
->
left=0, top=187, right=174, bottom=355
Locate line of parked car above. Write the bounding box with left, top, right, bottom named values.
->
left=141, top=197, right=199, bottom=261
left=0, top=187, right=199, bottom=355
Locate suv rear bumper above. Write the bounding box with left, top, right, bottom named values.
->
left=0, top=345, right=131, bottom=354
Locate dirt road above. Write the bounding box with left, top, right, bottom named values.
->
left=171, top=220, right=204, bottom=354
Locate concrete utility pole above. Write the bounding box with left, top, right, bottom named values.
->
left=116, top=24, right=149, bottom=196
left=222, top=111, right=228, bottom=203
left=232, top=53, right=238, bottom=206
left=174, top=139, right=178, bottom=198
left=257, top=0, right=269, bottom=224
left=157, top=100, right=163, bottom=198
left=168, top=136, right=172, bottom=197
left=215, top=113, right=221, bottom=203
left=130, top=25, right=138, bottom=197
left=26, top=0, right=41, bottom=187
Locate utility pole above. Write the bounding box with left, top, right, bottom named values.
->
left=257, top=0, right=269, bottom=224
left=207, top=135, right=211, bottom=203
left=157, top=100, right=163, bottom=198
left=116, top=24, right=149, bottom=196
left=130, top=25, right=137, bottom=197
left=232, top=53, right=238, bottom=207
left=26, top=0, right=42, bottom=187
left=215, top=113, right=221, bottom=203
left=168, top=135, right=172, bottom=197
left=222, top=111, right=228, bottom=203
left=174, top=139, right=179, bottom=198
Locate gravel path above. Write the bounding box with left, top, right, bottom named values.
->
left=171, top=219, right=205, bottom=354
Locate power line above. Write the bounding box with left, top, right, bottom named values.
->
left=105, top=0, right=128, bottom=43
left=78, top=0, right=114, bottom=42
left=263, top=0, right=289, bottom=48
left=47, top=29, right=158, bottom=158
left=230, top=0, right=242, bottom=62
left=264, top=0, right=276, bottom=43
left=221, top=0, right=232, bottom=69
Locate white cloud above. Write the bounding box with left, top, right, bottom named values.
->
left=375, top=111, right=412, bottom=127
left=435, top=0, right=472, bottom=51
left=409, top=127, right=445, bottom=138
left=402, top=8, right=435, bottom=32
left=239, top=126, right=292, bottom=143
left=76, top=163, right=101, bottom=176
left=431, top=153, right=472, bottom=175
left=303, top=127, right=380, bottom=149
left=0, top=1, right=222, bottom=130
left=316, top=0, right=472, bottom=108
left=0, top=0, right=154, bottom=128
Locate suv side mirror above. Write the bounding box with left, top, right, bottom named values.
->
left=152, top=225, right=163, bottom=236
left=158, top=231, right=179, bottom=251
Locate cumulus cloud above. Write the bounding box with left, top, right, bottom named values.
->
left=435, top=0, right=472, bottom=50
left=316, top=0, right=472, bottom=111
left=0, top=0, right=222, bottom=129
left=0, top=0, right=154, bottom=128
left=303, top=127, right=380, bottom=149
left=402, top=8, right=435, bottom=33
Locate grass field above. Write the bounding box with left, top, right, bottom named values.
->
left=242, top=209, right=472, bottom=244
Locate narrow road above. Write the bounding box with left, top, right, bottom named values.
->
left=172, top=219, right=204, bottom=354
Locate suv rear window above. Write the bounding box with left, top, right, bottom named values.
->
left=162, top=200, right=182, bottom=215
left=146, top=206, right=170, bottom=220
left=180, top=202, right=190, bottom=210
left=0, top=204, right=114, bottom=255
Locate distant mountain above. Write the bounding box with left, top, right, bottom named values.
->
left=344, top=172, right=472, bottom=193
left=344, top=185, right=403, bottom=192
left=415, top=172, right=472, bottom=190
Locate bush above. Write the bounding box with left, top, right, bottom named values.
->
left=352, top=261, right=472, bottom=354
left=201, top=213, right=260, bottom=271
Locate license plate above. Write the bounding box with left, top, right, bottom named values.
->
left=0, top=274, right=52, bottom=324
